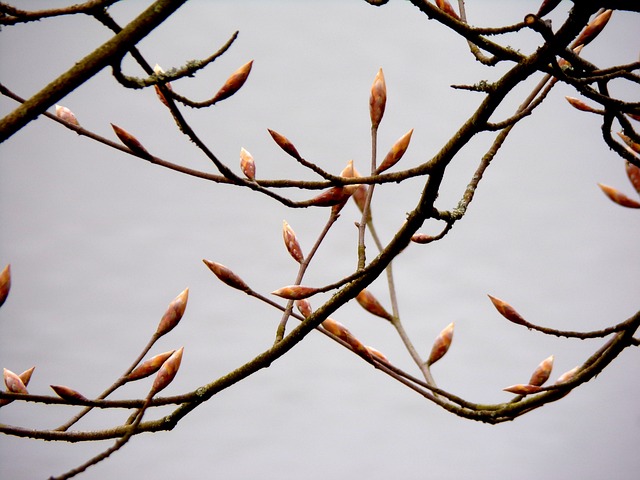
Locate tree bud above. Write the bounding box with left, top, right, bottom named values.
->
left=369, top=68, right=387, bottom=129
left=528, top=355, right=554, bottom=386
left=295, top=299, right=313, bottom=318
left=272, top=285, right=319, bottom=300
left=211, top=60, right=253, bottom=103
left=203, top=259, right=250, bottom=292
left=503, top=384, right=543, bottom=395
left=487, top=295, right=530, bottom=326
left=307, top=187, right=352, bottom=207
left=127, top=350, right=176, bottom=381
left=149, top=346, right=183, bottom=397
left=156, top=288, right=189, bottom=337
left=574, top=10, right=612, bottom=48
left=267, top=129, right=302, bottom=160
left=565, top=96, right=599, bottom=113
left=111, top=124, right=152, bottom=159
left=625, top=161, right=640, bottom=195
left=426, top=322, right=454, bottom=366
left=377, top=129, right=413, bottom=174
left=356, top=289, right=393, bottom=321
left=3, top=368, right=28, bottom=394
left=282, top=220, right=304, bottom=264
left=436, top=0, right=460, bottom=20
left=0, top=264, right=10, bottom=308
left=597, top=183, right=640, bottom=208
left=365, top=345, right=388, bottom=362
left=50, top=385, right=89, bottom=402
left=55, top=105, right=80, bottom=126
left=240, top=147, right=256, bottom=180
left=555, top=366, right=579, bottom=384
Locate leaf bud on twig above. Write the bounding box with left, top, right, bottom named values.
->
left=369, top=68, right=386, bottom=129
left=528, top=355, right=554, bottom=386
left=282, top=220, right=304, bottom=264
left=574, top=10, right=612, bottom=48
left=50, top=385, right=89, bottom=402
left=625, top=160, right=640, bottom=195
left=487, top=295, right=530, bottom=326
left=156, top=288, right=189, bottom=337
left=3, top=368, right=28, bottom=395
left=597, top=183, right=640, bottom=209
left=211, top=60, right=254, bottom=103
left=239, top=147, right=256, bottom=180
left=565, top=96, right=600, bottom=113
left=426, top=322, right=454, bottom=366
left=111, top=124, right=152, bottom=159
left=272, top=285, right=319, bottom=300
left=295, top=299, right=313, bottom=318
left=19, top=367, right=35, bottom=387
left=356, top=289, right=393, bottom=322
left=149, top=346, right=184, bottom=398
left=555, top=366, right=579, bottom=384
left=267, top=129, right=302, bottom=160
left=435, top=0, right=460, bottom=20
left=203, top=259, right=250, bottom=292
left=0, top=264, right=11, bottom=308
left=411, top=234, right=435, bottom=244
left=617, top=131, right=640, bottom=155
left=322, top=318, right=372, bottom=361
left=365, top=345, right=388, bottom=362
left=127, top=350, right=176, bottom=381
left=307, top=187, right=352, bottom=207
left=502, top=384, right=543, bottom=395
left=377, top=129, right=413, bottom=174
left=55, top=105, right=80, bottom=126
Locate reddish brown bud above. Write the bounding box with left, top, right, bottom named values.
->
left=426, top=322, right=454, bottom=366
left=307, top=187, right=352, bottom=207
left=574, top=10, right=612, bottom=48
left=211, top=60, right=253, bottom=103
left=55, top=105, right=80, bottom=126
left=555, top=366, right=579, bottom=384
left=149, top=346, right=183, bottom=397
left=377, top=129, right=413, bottom=174
left=365, top=345, right=388, bottom=362
left=322, top=318, right=372, bottom=361
left=503, top=384, right=543, bottom=395
left=3, top=368, right=28, bottom=394
left=625, top=161, right=640, bottom=195
left=50, top=385, right=89, bottom=402
left=282, top=220, right=304, bottom=264
left=267, top=129, right=302, bottom=160
left=537, top=0, right=561, bottom=17
left=0, top=264, right=10, bottom=308
left=565, top=96, right=600, bottom=113
left=597, top=183, right=640, bottom=208
left=411, top=234, right=436, bottom=244
left=111, top=124, right=152, bottom=159
left=239, top=147, right=256, bottom=180
left=528, top=355, right=554, bottom=386
left=272, top=285, right=319, bottom=300
left=203, top=259, right=250, bottom=292
left=156, top=288, right=189, bottom=337
left=487, top=295, right=530, bottom=326
left=436, top=0, right=460, bottom=20
left=356, top=290, right=393, bottom=322
left=369, top=68, right=387, bottom=129
left=18, top=367, right=35, bottom=387
left=295, top=299, right=313, bottom=318
left=127, top=350, right=176, bottom=381
left=153, top=64, right=173, bottom=107
left=618, top=132, right=640, bottom=155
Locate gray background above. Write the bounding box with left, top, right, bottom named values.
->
left=1, top=1, right=639, bottom=479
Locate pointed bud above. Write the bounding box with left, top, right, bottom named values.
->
left=271, top=285, right=319, bottom=300
left=487, top=295, right=530, bottom=326
left=111, top=124, right=152, bottom=159
left=322, top=318, right=372, bottom=361
left=340, top=160, right=361, bottom=195
left=239, top=147, right=256, bottom=180
left=203, top=259, right=250, bottom=292
left=127, top=350, right=176, bottom=381
left=555, top=366, right=579, bottom=384
left=3, top=368, right=28, bottom=394
left=436, top=0, right=460, bottom=20
left=55, top=105, right=80, bottom=126
left=369, top=68, right=387, bottom=129
left=307, top=187, right=352, bottom=207
left=426, top=322, right=455, bottom=366
left=377, top=129, right=413, bottom=174
left=574, top=10, right=612, bottom=48
left=0, top=264, right=10, bottom=308
left=503, top=384, right=543, bottom=395
left=50, top=385, right=89, bottom=402
left=536, top=0, right=561, bottom=17
left=528, top=355, right=554, bottom=386
left=411, top=234, right=436, bottom=244
left=597, top=183, right=640, bottom=208
left=356, top=290, right=393, bottom=322
left=149, top=346, right=183, bottom=397
left=565, top=96, right=600, bottom=113
left=365, top=345, right=388, bottom=362
left=282, top=220, right=304, bottom=264
left=156, top=288, right=189, bottom=337
left=211, top=60, right=253, bottom=103
left=295, top=299, right=313, bottom=318
left=617, top=132, right=640, bottom=155
left=625, top=161, right=640, bottom=195
left=19, top=367, right=35, bottom=387
left=267, top=129, right=302, bottom=160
